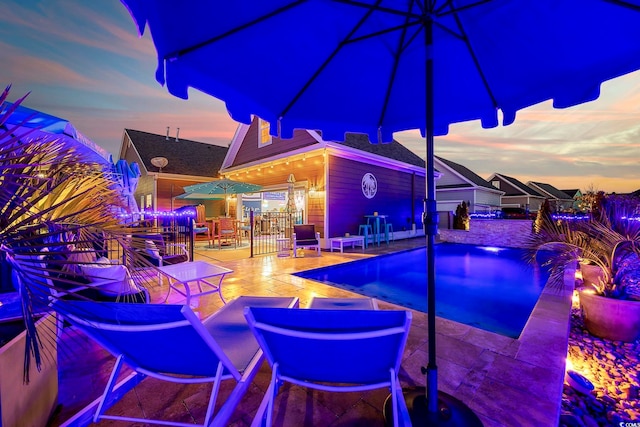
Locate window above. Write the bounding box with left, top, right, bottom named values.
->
left=491, top=180, right=500, bottom=189
left=258, top=118, right=272, bottom=148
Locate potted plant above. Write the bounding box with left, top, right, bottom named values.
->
left=0, top=85, right=149, bottom=425
left=526, top=193, right=640, bottom=342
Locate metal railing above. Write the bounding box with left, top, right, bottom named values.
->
left=247, top=210, right=303, bottom=257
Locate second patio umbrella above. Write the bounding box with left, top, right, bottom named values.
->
left=183, top=178, right=262, bottom=216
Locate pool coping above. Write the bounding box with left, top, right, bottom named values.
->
left=290, top=257, right=575, bottom=427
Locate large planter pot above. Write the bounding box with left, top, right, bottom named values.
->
left=579, top=290, right=640, bottom=342
left=0, top=313, right=58, bottom=427
left=580, top=263, right=605, bottom=287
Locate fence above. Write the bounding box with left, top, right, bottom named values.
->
left=247, top=210, right=304, bottom=257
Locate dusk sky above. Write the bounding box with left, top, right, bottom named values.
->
left=2, top=0, right=639, bottom=194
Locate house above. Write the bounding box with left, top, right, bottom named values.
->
left=220, top=117, right=428, bottom=242
left=486, top=173, right=546, bottom=214
left=527, top=182, right=574, bottom=212
left=118, top=128, right=229, bottom=214
left=561, top=188, right=584, bottom=211
left=434, top=156, right=504, bottom=217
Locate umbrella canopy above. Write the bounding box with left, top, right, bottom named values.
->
left=175, top=192, right=223, bottom=200
left=183, top=178, right=262, bottom=196
left=121, top=1, right=640, bottom=424
left=182, top=178, right=262, bottom=216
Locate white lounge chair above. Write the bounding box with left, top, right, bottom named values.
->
left=244, top=307, right=412, bottom=427
left=53, top=295, right=299, bottom=427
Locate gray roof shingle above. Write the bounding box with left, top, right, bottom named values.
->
left=338, top=133, right=425, bottom=168
left=126, top=129, right=228, bottom=177
left=529, top=181, right=572, bottom=199
left=494, top=173, right=544, bottom=197
left=435, top=156, right=496, bottom=190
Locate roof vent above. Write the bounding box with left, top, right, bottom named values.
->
left=166, top=126, right=170, bottom=140
left=175, top=127, right=180, bottom=142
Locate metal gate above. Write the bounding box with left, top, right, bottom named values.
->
left=247, top=210, right=303, bottom=257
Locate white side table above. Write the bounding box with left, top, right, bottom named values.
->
left=328, top=236, right=365, bottom=253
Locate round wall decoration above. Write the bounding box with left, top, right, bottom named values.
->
left=361, top=173, right=377, bottom=199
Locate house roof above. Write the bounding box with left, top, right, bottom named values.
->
left=561, top=189, right=581, bottom=198
left=489, top=173, right=544, bottom=197
left=125, top=129, right=228, bottom=177
left=336, top=133, right=426, bottom=168
left=528, top=181, right=572, bottom=200
left=435, top=156, right=498, bottom=190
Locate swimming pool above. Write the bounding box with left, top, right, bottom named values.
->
left=294, top=243, right=551, bottom=338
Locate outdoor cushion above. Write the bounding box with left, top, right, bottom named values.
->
left=294, top=225, right=318, bottom=244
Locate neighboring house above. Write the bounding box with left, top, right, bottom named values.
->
left=527, top=181, right=575, bottom=212
left=486, top=173, right=546, bottom=213
left=434, top=156, right=504, bottom=216
left=561, top=188, right=584, bottom=211
left=118, top=128, right=229, bottom=214
left=220, top=117, right=429, bottom=241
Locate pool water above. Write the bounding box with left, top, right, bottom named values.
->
left=294, top=243, right=551, bottom=338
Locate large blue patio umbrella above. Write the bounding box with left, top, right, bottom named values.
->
left=120, top=1, right=640, bottom=424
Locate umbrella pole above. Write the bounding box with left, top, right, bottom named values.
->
left=385, top=17, right=482, bottom=427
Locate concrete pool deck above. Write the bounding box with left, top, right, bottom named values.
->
left=50, top=237, right=573, bottom=426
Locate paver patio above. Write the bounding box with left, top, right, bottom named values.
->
left=49, top=237, right=573, bottom=427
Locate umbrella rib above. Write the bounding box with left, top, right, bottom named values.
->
left=278, top=0, right=382, bottom=120
left=332, top=0, right=425, bottom=18
left=165, top=0, right=307, bottom=60
left=449, top=5, right=499, bottom=109
left=377, top=1, right=420, bottom=135
left=437, top=0, right=497, bottom=17
left=605, top=0, right=640, bottom=12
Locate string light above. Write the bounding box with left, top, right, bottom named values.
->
left=119, top=209, right=196, bottom=218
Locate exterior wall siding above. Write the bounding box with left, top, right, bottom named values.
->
left=134, top=175, right=155, bottom=210
left=232, top=118, right=318, bottom=167
left=327, top=156, right=425, bottom=238
left=476, top=190, right=500, bottom=207
left=437, top=171, right=465, bottom=186
left=439, top=219, right=534, bottom=248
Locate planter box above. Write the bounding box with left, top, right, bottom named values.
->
left=0, top=313, right=58, bottom=427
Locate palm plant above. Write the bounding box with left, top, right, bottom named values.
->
left=526, top=195, right=640, bottom=299
left=0, top=85, right=151, bottom=378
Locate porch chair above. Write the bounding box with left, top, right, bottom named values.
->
left=214, top=217, right=239, bottom=249
left=52, top=295, right=299, bottom=427
left=244, top=307, right=413, bottom=427
left=292, top=224, right=321, bottom=257
left=194, top=204, right=212, bottom=247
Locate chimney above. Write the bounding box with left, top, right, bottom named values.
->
left=166, top=126, right=170, bottom=140
left=175, top=127, right=180, bottom=142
